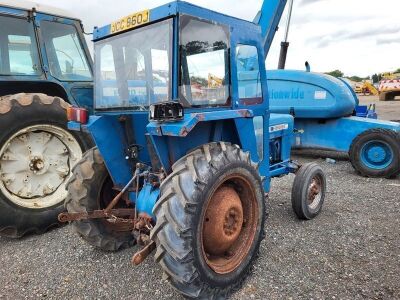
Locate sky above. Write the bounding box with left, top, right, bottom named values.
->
left=34, top=0, right=400, bottom=77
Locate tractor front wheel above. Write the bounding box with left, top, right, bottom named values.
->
left=151, top=142, right=266, bottom=299
left=291, top=162, right=326, bottom=220
left=349, top=129, right=400, bottom=178
left=66, top=148, right=135, bottom=251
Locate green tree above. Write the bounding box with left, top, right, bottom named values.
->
left=325, top=69, right=344, bottom=78
left=372, top=74, right=379, bottom=84
left=348, top=76, right=364, bottom=83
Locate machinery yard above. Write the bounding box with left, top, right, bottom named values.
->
left=0, top=152, right=399, bottom=299
left=1, top=0, right=400, bottom=298
left=359, top=95, right=400, bottom=122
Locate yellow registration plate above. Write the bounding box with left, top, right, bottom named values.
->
left=111, top=10, right=150, bottom=34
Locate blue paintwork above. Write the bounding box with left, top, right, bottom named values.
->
left=147, top=109, right=252, bottom=137
left=267, top=69, right=400, bottom=163
left=355, top=105, right=377, bottom=119
left=293, top=117, right=400, bottom=152
left=68, top=121, right=82, bottom=131
left=135, top=183, right=160, bottom=218
left=85, top=113, right=151, bottom=187
left=80, top=0, right=296, bottom=219
left=267, top=70, right=356, bottom=119
left=338, top=77, right=359, bottom=106
left=0, top=5, right=93, bottom=109
left=256, top=0, right=288, bottom=56
left=360, top=140, right=394, bottom=170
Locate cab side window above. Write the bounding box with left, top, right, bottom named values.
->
left=0, top=16, right=41, bottom=76
left=179, top=15, right=230, bottom=107
left=236, top=44, right=262, bottom=105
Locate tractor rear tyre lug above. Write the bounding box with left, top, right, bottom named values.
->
left=66, top=147, right=136, bottom=251
left=291, top=162, right=326, bottom=220
left=0, top=93, right=92, bottom=238
left=151, top=142, right=266, bottom=299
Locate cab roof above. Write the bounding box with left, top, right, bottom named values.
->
left=93, top=1, right=259, bottom=41
left=0, top=0, right=78, bottom=20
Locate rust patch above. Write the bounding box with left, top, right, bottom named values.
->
left=238, top=109, right=252, bottom=118
left=58, top=208, right=136, bottom=222
left=203, top=186, right=243, bottom=256
left=131, top=241, right=156, bottom=265
left=196, top=113, right=205, bottom=122
left=179, top=127, right=188, bottom=137
left=201, top=174, right=259, bottom=275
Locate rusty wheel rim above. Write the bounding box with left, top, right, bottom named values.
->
left=201, top=174, right=259, bottom=274
left=307, top=175, right=322, bottom=210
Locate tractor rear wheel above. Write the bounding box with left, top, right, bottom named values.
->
left=151, top=142, right=266, bottom=299
left=0, top=93, right=92, bottom=238
left=65, top=148, right=136, bottom=251
left=349, top=129, right=400, bottom=178
left=291, top=163, right=326, bottom=220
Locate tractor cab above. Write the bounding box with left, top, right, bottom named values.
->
left=0, top=0, right=93, bottom=108
left=93, top=3, right=267, bottom=114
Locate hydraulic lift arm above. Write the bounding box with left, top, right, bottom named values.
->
left=255, top=0, right=288, bottom=58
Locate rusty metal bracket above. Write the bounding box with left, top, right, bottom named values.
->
left=58, top=208, right=136, bottom=223
left=131, top=241, right=156, bottom=265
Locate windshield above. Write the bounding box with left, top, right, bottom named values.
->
left=95, top=19, right=172, bottom=110
left=41, top=21, right=92, bottom=81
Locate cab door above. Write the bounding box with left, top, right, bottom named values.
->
left=35, top=13, right=94, bottom=110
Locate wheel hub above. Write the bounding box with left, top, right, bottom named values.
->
left=360, top=140, right=393, bottom=169
left=201, top=174, right=259, bottom=275
left=307, top=177, right=322, bottom=209
left=0, top=125, right=82, bottom=208
left=203, top=186, right=243, bottom=256
left=367, top=146, right=386, bottom=163
left=29, top=156, right=46, bottom=173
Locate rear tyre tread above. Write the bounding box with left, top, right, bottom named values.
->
left=152, top=142, right=265, bottom=299
left=66, top=148, right=135, bottom=251
left=0, top=93, right=90, bottom=239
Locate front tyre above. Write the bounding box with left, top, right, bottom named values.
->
left=291, top=162, right=326, bottom=220
left=0, top=93, right=92, bottom=238
left=151, top=142, right=266, bottom=299
left=349, top=129, right=400, bottom=178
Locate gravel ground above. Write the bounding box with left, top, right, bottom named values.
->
left=1, top=154, right=399, bottom=300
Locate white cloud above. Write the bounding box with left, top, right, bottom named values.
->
left=34, top=0, right=400, bottom=77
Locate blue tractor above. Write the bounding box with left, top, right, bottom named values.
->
left=0, top=1, right=93, bottom=238
left=61, top=0, right=327, bottom=298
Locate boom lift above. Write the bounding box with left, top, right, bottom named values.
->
left=0, top=1, right=93, bottom=238
left=267, top=1, right=400, bottom=179
left=60, top=0, right=328, bottom=298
